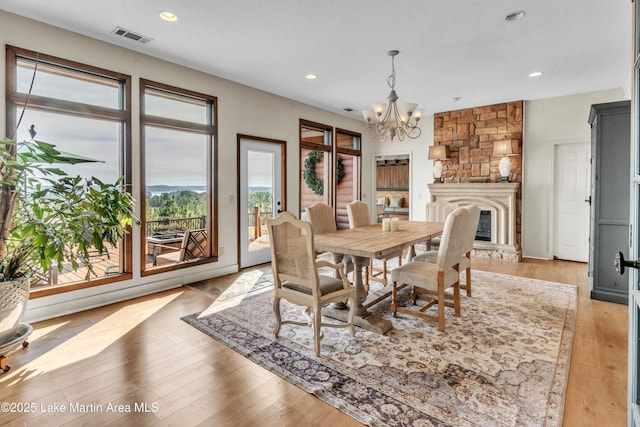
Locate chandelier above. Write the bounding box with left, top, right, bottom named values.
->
left=362, top=50, right=422, bottom=142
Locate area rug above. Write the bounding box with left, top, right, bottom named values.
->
left=182, top=270, right=577, bottom=426
left=185, top=267, right=273, bottom=301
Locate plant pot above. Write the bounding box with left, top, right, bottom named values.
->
left=0, top=277, right=30, bottom=345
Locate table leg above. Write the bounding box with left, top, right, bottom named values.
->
left=323, top=254, right=393, bottom=334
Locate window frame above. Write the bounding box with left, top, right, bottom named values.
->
left=299, top=119, right=362, bottom=221
left=5, top=45, right=133, bottom=298
left=139, top=79, right=218, bottom=275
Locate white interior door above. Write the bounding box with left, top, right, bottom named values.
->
left=239, top=137, right=283, bottom=268
left=553, top=142, right=590, bottom=262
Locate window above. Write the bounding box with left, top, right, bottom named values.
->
left=300, top=120, right=333, bottom=214
left=140, top=80, right=217, bottom=273
left=6, top=45, right=132, bottom=293
left=335, top=129, right=362, bottom=229
left=299, top=120, right=361, bottom=228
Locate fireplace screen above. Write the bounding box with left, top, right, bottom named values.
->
left=475, top=210, right=491, bottom=242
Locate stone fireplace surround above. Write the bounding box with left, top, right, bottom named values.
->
left=428, top=183, right=521, bottom=261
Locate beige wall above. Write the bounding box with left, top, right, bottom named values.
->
left=0, top=11, right=368, bottom=320
left=522, top=88, right=627, bottom=259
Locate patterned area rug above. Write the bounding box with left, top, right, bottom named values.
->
left=186, top=267, right=273, bottom=301
left=182, top=270, right=577, bottom=426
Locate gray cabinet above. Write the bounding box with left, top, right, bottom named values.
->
left=588, top=101, right=630, bottom=304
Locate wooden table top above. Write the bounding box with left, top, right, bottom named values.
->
left=313, top=221, right=444, bottom=259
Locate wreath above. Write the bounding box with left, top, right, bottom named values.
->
left=303, top=151, right=345, bottom=196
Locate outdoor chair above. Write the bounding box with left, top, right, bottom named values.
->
left=267, top=211, right=356, bottom=356
left=391, top=206, right=469, bottom=332
left=155, top=229, right=207, bottom=265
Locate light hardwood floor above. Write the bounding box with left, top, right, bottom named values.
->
left=0, top=258, right=627, bottom=426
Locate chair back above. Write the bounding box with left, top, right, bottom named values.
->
left=180, top=229, right=208, bottom=261
left=426, top=200, right=458, bottom=222
left=436, top=207, right=470, bottom=270
left=463, top=205, right=481, bottom=253
left=268, top=212, right=318, bottom=294
left=306, top=203, right=337, bottom=234
left=347, top=201, right=371, bottom=228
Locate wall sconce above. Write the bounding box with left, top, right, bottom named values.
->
left=493, top=140, right=515, bottom=182
left=428, top=145, right=450, bottom=183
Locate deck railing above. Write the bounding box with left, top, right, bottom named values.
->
left=146, top=216, right=206, bottom=236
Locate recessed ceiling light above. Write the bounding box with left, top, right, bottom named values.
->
left=305, top=74, right=318, bottom=80
left=505, top=10, right=526, bottom=21
left=159, top=11, right=178, bottom=22
left=528, top=71, right=543, bottom=78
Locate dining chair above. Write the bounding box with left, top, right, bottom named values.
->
left=306, top=202, right=353, bottom=273
left=424, top=200, right=458, bottom=250
left=390, top=206, right=469, bottom=332
left=412, top=204, right=480, bottom=296
left=346, top=200, right=402, bottom=291
left=267, top=211, right=356, bottom=356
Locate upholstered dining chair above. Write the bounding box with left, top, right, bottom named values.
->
left=390, top=206, right=469, bottom=332
left=306, top=202, right=353, bottom=273
left=346, top=200, right=402, bottom=291
left=267, top=211, right=356, bottom=356
left=412, top=204, right=480, bottom=296
left=424, top=200, right=458, bottom=250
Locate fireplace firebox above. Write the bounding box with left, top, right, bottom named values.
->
left=475, top=210, right=491, bottom=242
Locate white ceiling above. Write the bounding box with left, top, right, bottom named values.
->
left=0, top=0, right=632, bottom=119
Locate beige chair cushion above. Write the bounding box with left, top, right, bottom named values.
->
left=391, top=261, right=459, bottom=292
left=283, top=275, right=345, bottom=295
left=413, top=251, right=470, bottom=270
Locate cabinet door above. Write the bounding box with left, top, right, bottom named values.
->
left=589, top=102, right=630, bottom=304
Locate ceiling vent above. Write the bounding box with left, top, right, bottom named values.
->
left=111, top=27, right=152, bottom=44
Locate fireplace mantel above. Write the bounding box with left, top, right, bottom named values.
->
left=428, top=183, right=521, bottom=261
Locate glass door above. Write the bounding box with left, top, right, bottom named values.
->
left=630, top=3, right=640, bottom=424
left=239, top=136, right=285, bottom=268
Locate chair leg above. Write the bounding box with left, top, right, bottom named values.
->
left=391, top=281, right=398, bottom=317
left=454, top=282, right=461, bottom=317
left=437, top=280, right=445, bottom=332
left=465, top=265, right=472, bottom=297
left=273, top=297, right=282, bottom=338
left=313, top=308, right=322, bottom=356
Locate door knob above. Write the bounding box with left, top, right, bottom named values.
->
left=614, top=251, right=639, bottom=275
left=584, top=196, right=591, bottom=205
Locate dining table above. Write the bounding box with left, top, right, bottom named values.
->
left=313, top=220, right=444, bottom=334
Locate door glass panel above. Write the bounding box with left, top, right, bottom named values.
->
left=300, top=147, right=330, bottom=213
left=247, top=150, right=274, bottom=253
left=336, top=153, right=359, bottom=229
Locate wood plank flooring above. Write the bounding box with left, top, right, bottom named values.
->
left=0, top=258, right=627, bottom=426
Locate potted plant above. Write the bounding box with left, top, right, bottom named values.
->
left=0, top=125, right=134, bottom=346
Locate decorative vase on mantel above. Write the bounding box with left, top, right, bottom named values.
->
left=0, top=276, right=30, bottom=344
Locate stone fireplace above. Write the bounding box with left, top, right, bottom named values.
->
left=429, top=100, right=523, bottom=262
left=428, top=183, right=521, bottom=261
